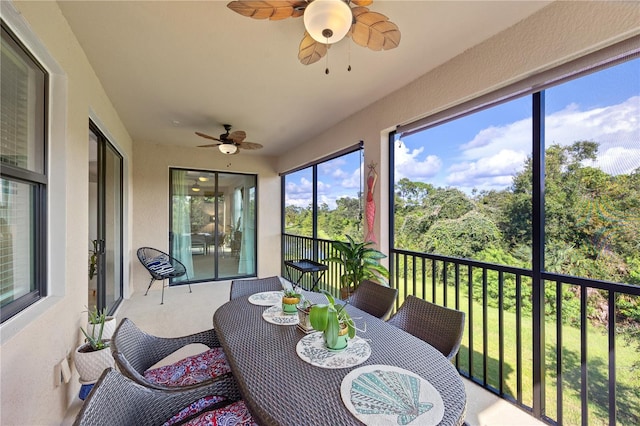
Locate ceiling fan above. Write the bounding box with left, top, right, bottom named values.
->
left=226, top=0, right=401, bottom=67
left=196, top=124, right=263, bottom=155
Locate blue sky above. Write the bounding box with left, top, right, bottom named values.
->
left=396, top=58, right=640, bottom=194
left=286, top=58, right=639, bottom=208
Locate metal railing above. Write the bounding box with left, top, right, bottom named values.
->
left=282, top=234, right=640, bottom=425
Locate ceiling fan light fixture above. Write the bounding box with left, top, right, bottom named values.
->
left=191, top=181, right=201, bottom=192
left=219, top=143, right=238, bottom=155
left=304, top=0, right=352, bottom=44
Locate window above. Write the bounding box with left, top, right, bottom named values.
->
left=544, top=58, right=640, bottom=282
left=0, top=22, right=47, bottom=323
left=170, top=169, right=257, bottom=281
left=393, top=97, right=532, bottom=265
left=282, top=145, right=364, bottom=241
left=392, top=57, right=639, bottom=285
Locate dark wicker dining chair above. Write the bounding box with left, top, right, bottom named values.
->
left=229, top=276, right=283, bottom=300
left=348, top=279, right=398, bottom=320
left=388, top=295, right=466, bottom=360
left=111, top=318, right=232, bottom=393
left=137, top=247, right=191, bottom=305
left=73, top=368, right=248, bottom=426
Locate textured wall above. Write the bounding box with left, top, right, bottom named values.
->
left=0, top=0, right=133, bottom=424
left=131, top=141, right=281, bottom=295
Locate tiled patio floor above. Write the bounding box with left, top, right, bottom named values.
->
left=64, top=280, right=545, bottom=426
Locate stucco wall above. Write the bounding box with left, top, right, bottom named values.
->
left=277, top=0, right=640, bottom=252
left=0, top=1, right=133, bottom=424
left=131, top=141, right=281, bottom=295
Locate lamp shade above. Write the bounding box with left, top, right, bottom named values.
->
left=303, top=0, right=352, bottom=44
left=219, top=143, right=238, bottom=154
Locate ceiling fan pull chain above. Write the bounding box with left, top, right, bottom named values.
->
left=347, top=38, right=352, bottom=72
left=325, top=36, right=330, bottom=74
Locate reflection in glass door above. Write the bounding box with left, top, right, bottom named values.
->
left=89, top=122, right=123, bottom=314
left=170, top=169, right=256, bottom=282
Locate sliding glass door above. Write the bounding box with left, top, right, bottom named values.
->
left=170, top=168, right=256, bottom=283
left=89, top=122, right=123, bottom=314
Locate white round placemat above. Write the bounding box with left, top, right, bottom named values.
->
left=296, top=332, right=371, bottom=369
left=262, top=304, right=299, bottom=325
left=248, top=291, right=283, bottom=306
left=340, top=364, right=444, bottom=425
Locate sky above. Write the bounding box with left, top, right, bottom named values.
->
left=286, top=58, right=639, bottom=208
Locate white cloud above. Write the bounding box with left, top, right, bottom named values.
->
left=450, top=95, right=640, bottom=191
left=394, top=142, right=443, bottom=183
left=284, top=177, right=312, bottom=208
left=546, top=96, right=640, bottom=150
left=396, top=95, right=639, bottom=193
left=447, top=149, right=527, bottom=190
left=286, top=163, right=363, bottom=209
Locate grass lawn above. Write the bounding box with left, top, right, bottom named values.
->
left=394, top=282, right=640, bottom=425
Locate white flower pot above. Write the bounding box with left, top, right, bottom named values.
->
left=74, top=342, right=115, bottom=384
left=85, top=315, right=116, bottom=341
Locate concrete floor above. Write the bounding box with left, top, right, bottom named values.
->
left=64, top=279, right=545, bottom=426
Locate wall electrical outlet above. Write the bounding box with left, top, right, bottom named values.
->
left=54, top=357, right=72, bottom=387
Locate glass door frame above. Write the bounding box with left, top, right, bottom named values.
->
left=169, top=168, right=258, bottom=283
left=90, top=120, right=123, bottom=315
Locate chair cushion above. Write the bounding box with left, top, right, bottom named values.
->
left=144, top=348, right=231, bottom=387
left=146, top=256, right=175, bottom=275
left=162, top=395, right=227, bottom=426
left=182, top=400, right=256, bottom=426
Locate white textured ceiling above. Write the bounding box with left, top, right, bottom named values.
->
left=57, top=1, right=551, bottom=156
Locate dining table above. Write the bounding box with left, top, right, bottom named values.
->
left=213, top=289, right=467, bottom=426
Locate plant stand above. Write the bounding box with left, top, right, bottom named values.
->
left=284, top=259, right=328, bottom=292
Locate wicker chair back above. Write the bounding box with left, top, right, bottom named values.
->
left=388, top=295, right=466, bottom=360
left=348, top=279, right=398, bottom=320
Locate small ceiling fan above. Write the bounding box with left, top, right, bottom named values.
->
left=196, top=124, right=263, bottom=155
left=226, top=0, right=401, bottom=67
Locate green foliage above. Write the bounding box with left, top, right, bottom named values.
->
left=423, top=211, right=502, bottom=258
left=309, top=290, right=356, bottom=348
left=393, top=140, right=639, bottom=325
left=88, top=239, right=98, bottom=280
left=81, top=306, right=109, bottom=351
left=323, top=235, right=389, bottom=289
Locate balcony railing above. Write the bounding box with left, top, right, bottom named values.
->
left=282, top=233, right=640, bottom=425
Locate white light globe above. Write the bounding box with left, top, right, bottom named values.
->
left=304, top=0, right=352, bottom=44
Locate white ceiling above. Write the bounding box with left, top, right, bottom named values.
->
left=58, top=1, right=551, bottom=156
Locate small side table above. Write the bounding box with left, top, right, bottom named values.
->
left=284, top=259, right=328, bottom=292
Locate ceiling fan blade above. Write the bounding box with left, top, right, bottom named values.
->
left=298, top=32, right=328, bottom=65
left=226, top=1, right=306, bottom=20
left=228, top=130, right=247, bottom=143
left=351, top=0, right=373, bottom=6
left=350, top=7, right=401, bottom=51
left=237, top=141, right=264, bottom=150
left=197, top=143, right=222, bottom=148
left=195, top=131, right=223, bottom=142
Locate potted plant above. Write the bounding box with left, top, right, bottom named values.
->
left=74, top=307, right=116, bottom=390
left=297, top=299, right=315, bottom=333
left=88, top=239, right=98, bottom=280
left=281, top=288, right=301, bottom=315
left=323, top=234, right=390, bottom=299
left=309, top=290, right=356, bottom=351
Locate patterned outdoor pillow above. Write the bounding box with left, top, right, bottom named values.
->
left=182, top=400, right=257, bottom=426
left=144, top=348, right=231, bottom=387
left=162, top=395, right=227, bottom=426
left=146, top=256, right=175, bottom=275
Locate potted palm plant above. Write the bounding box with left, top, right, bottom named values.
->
left=74, top=306, right=116, bottom=391
left=309, top=290, right=356, bottom=351
left=323, top=234, right=390, bottom=299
